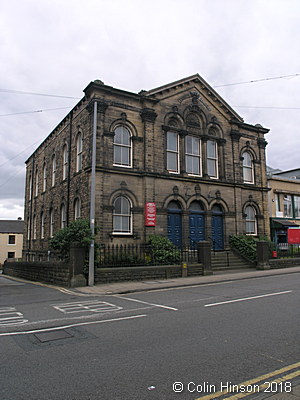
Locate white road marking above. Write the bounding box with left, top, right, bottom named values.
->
left=0, top=307, right=28, bottom=325
left=0, top=314, right=147, bottom=337
left=53, top=300, right=122, bottom=314
left=204, top=290, right=292, bottom=307
left=116, top=295, right=178, bottom=311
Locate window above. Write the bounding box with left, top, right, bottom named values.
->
left=245, top=205, right=257, bottom=235
left=29, top=174, right=32, bottom=200
left=294, top=196, right=300, bottom=218
left=63, top=144, right=68, bottom=180
left=33, top=215, right=37, bottom=240
left=35, top=170, right=39, bottom=197
left=207, top=140, right=218, bottom=178
left=61, top=204, right=66, bottom=228
left=76, top=132, right=83, bottom=172
left=283, top=195, right=292, bottom=218
left=8, top=235, right=16, bottom=245
left=43, top=162, right=47, bottom=192
left=50, top=209, right=54, bottom=238
left=51, top=155, right=56, bottom=187
left=113, top=126, right=132, bottom=167
left=185, top=136, right=201, bottom=175
left=41, top=212, right=45, bottom=239
left=7, top=252, right=15, bottom=259
left=167, top=131, right=179, bottom=173
left=74, top=198, right=81, bottom=220
left=113, top=196, right=132, bottom=234
left=242, top=152, right=254, bottom=183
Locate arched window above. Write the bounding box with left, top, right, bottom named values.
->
left=74, top=198, right=81, bottom=220
left=76, top=132, right=83, bottom=172
left=62, top=144, right=68, bottom=180
left=41, top=212, right=45, bottom=239
left=242, top=152, right=254, bottom=184
left=113, top=126, right=132, bottom=167
left=51, top=155, right=56, bottom=187
left=43, top=162, right=47, bottom=192
left=29, top=173, right=32, bottom=200
left=113, top=196, right=132, bottom=234
left=33, top=215, right=37, bottom=240
left=207, top=140, right=218, bottom=178
left=61, top=204, right=66, bottom=229
left=245, top=205, right=257, bottom=235
left=35, top=169, right=39, bottom=197
left=185, top=136, right=201, bottom=176
left=167, top=131, right=179, bottom=173
left=50, top=208, right=54, bottom=238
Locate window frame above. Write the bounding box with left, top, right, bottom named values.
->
left=61, top=204, right=67, bottom=229
left=76, top=132, right=83, bottom=172
left=35, top=169, right=39, bottom=197
left=51, top=155, right=56, bottom=187
left=41, top=212, right=45, bottom=239
left=113, top=126, right=132, bottom=168
left=62, top=144, right=68, bottom=180
left=112, top=196, right=132, bottom=235
left=245, top=205, right=257, bottom=235
left=283, top=195, right=293, bottom=218
left=185, top=135, right=202, bottom=176
left=50, top=209, right=54, bottom=238
left=42, top=162, right=47, bottom=192
left=8, top=235, right=16, bottom=245
left=242, top=151, right=254, bottom=184
left=207, top=139, right=218, bottom=179
left=74, top=198, right=81, bottom=220
left=166, top=131, right=180, bottom=174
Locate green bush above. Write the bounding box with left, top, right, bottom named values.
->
left=229, top=235, right=273, bottom=261
left=147, top=235, right=180, bottom=264
left=49, top=218, right=93, bottom=257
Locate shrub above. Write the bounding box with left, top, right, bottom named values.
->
left=49, top=218, right=93, bottom=257
left=229, top=235, right=273, bottom=261
left=147, top=235, right=180, bottom=264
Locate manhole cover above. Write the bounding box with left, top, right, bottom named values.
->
left=34, top=330, right=73, bottom=343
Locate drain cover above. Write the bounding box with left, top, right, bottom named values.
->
left=34, top=330, right=72, bottom=343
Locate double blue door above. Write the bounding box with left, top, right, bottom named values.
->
left=189, top=213, right=205, bottom=248
left=167, top=212, right=182, bottom=248
left=211, top=214, right=224, bottom=250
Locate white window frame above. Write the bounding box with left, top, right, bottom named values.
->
left=41, top=212, right=45, bottom=239
left=76, top=133, right=83, bottom=172
left=294, top=196, right=300, bottom=218
left=207, top=140, right=218, bottom=179
left=113, top=126, right=132, bottom=168
left=167, top=131, right=179, bottom=174
left=242, top=151, right=254, bottom=184
left=43, top=163, right=47, bottom=192
left=61, top=204, right=67, bottom=229
left=8, top=235, right=16, bottom=245
left=245, top=205, right=257, bottom=235
left=29, top=174, right=32, bottom=200
left=51, top=155, right=56, bottom=187
left=35, top=170, right=39, bottom=197
left=113, top=196, right=132, bottom=234
left=283, top=195, right=292, bottom=218
left=74, top=198, right=81, bottom=220
left=50, top=209, right=54, bottom=238
left=185, top=135, right=202, bottom=176
left=33, top=215, right=37, bottom=240
left=63, top=144, right=68, bottom=180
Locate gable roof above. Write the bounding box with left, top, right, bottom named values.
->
left=0, top=220, right=24, bottom=234
left=144, top=74, right=243, bottom=122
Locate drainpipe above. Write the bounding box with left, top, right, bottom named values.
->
left=88, top=100, right=97, bottom=286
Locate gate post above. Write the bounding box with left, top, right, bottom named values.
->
left=256, top=241, right=270, bottom=270
left=197, top=241, right=213, bottom=276
left=69, top=243, right=87, bottom=287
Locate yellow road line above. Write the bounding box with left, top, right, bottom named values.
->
left=195, top=361, right=300, bottom=400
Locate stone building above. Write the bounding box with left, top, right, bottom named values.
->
left=0, top=218, right=24, bottom=266
left=24, top=74, right=270, bottom=257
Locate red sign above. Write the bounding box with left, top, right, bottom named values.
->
left=287, top=228, right=300, bottom=244
left=145, top=202, right=156, bottom=226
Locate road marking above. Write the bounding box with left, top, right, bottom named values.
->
left=195, top=361, right=300, bottom=400
left=115, top=295, right=178, bottom=311
left=53, top=300, right=122, bottom=314
left=0, top=314, right=147, bottom=337
left=204, top=290, right=292, bottom=307
left=0, top=307, right=28, bottom=326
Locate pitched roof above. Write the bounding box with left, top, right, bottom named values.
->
left=0, top=220, right=24, bottom=234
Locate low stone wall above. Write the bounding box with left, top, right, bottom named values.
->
left=3, top=261, right=71, bottom=287
left=269, top=257, right=300, bottom=269
left=95, top=263, right=203, bottom=284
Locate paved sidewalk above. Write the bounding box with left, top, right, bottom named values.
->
left=75, top=266, right=300, bottom=295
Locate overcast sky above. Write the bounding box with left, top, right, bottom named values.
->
left=1, top=0, right=300, bottom=220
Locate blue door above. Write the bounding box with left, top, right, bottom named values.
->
left=189, top=213, right=205, bottom=248
left=211, top=205, right=224, bottom=250
left=167, top=201, right=182, bottom=248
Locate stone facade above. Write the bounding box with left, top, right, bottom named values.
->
left=24, top=74, right=270, bottom=256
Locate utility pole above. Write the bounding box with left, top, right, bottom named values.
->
left=88, top=100, right=97, bottom=286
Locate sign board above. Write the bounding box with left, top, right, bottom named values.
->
left=287, top=228, right=300, bottom=244
left=145, top=202, right=156, bottom=226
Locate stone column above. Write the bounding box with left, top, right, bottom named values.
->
left=256, top=240, right=270, bottom=270
left=197, top=241, right=213, bottom=275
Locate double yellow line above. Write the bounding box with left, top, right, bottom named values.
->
left=195, top=361, right=300, bottom=400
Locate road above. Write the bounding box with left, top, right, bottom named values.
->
left=0, top=272, right=299, bottom=400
